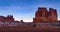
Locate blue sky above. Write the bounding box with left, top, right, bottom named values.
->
left=0, top=0, right=60, bottom=22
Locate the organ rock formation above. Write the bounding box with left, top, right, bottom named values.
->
left=33, top=7, right=58, bottom=23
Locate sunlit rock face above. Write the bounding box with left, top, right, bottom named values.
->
left=0, top=15, right=14, bottom=22
left=33, top=7, right=58, bottom=23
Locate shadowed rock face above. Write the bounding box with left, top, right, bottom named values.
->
left=33, top=7, right=58, bottom=23
left=48, top=8, right=57, bottom=22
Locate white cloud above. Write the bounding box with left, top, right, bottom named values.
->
left=58, top=18, right=60, bottom=20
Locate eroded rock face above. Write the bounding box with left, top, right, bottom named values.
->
left=0, top=15, right=14, bottom=22
left=48, top=8, right=57, bottom=22
left=33, top=7, right=58, bottom=23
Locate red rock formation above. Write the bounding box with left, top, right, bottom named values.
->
left=48, top=8, right=57, bottom=22
left=33, top=7, right=58, bottom=23
left=7, top=15, right=14, bottom=21
left=0, top=15, right=14, bottom=22
left=33, top=7, right=48, bottom=23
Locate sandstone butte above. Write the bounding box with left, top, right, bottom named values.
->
left=0, top=7, right=58, bottom=22
left=33, top=7, right=58, bottom=23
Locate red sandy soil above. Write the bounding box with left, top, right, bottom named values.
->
left=0, top=26, right=59, bottom=32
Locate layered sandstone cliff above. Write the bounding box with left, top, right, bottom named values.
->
left=33, top=7, right=58, bottom=23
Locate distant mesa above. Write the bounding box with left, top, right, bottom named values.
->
left=33, top=7, right=58, bottom=23
left=0, top=15, right=24, bottom=22
left=0, top=15, right=14, bottom=22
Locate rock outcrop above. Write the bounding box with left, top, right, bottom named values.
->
left=0, top=15, right=14, bottom=22
left=48, top=8, right=57, bottom=22
left=33, top=7, right=58, bottom=23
